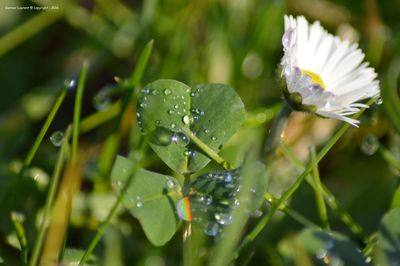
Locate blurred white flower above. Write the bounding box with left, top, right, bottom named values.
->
left=281, top=15, right=380, bottom=126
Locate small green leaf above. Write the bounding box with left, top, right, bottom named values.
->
left=137, top=79, right=245, bottom=173
left=111, top=155, right=181, bottom=246
left=297, top=228, right=367, bottom=266
left=376, top=208, right=400, bottom=265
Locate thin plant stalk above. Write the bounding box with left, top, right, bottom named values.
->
left=182, top=173, right=192, bottom=266
left=279, top=142, right=367, bottom=241
left=72, top=61, right=89, bottom=164
left=78, top=157, right=142, bottom=265
left=237, top=97, right=377, bottom=253
left=264, top=193, right=318, bottom=229
left=182, top=128, right=232, bottom=170
left=0, top=85, right=67, bottom=214
left=29, top=127, right=71, bottom=266
left=310, top=147, right=330, bottom=230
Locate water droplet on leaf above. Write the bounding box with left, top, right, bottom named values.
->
left=376, top=97, right=383, bottom=105
left=50, top=131, right=64, bottom=147
left=204, top=222, right=219, bottom=236
left=171, top=132, right=190, bottom=147
left=163, top=88, right=172, bottom=95
left=136, top=196, right=143, bottom=208
left=182, top=115, right=193, bottom=125
left=211, top=136, right=217, bottom=141
left=214, top=213, right=233, bottom=225
left=152, top=127, right=173, bottom=146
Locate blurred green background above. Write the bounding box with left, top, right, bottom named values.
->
left=0, top=0, right=400, bottom=265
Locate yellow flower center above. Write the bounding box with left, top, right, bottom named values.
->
left=301, top=70, right=326, bottom=89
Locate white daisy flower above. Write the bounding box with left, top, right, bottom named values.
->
left=281, top=15, right=380, bottom=126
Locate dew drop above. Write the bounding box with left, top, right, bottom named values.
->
left=214, top=213, right=233, bottom=225
left=64, top=79, right=77, bottom=91
left=139, top=102, right=147, bottom=108
left=163, top=88, right=172, bottom=95
left=315, top=249, right=328, bottom=260
left=170, top=123, right=176, bottom=129
left=136, top=196, right=143, bottom=208
left=224, top=172, right=232, bottom=182
left=152, top=89, right=159, bottom=95
left=282, top=27, right=295, bottom=50
left=211, top=136, right=217, bottom=141
left=50, top=131, right=64, bottom=147
left=202, top=195, right=213, bottom=205
left=172, top=132, right=190, bottom=147
left=190, top=91, right=198, bottom=97
left=251, top=209, right=263, bottom=218
left=182, top=115, right=193, bottom=125
left=203, top=129, right=210, bottom=134
left=174, top=104, right=179, bottom=109
left=93, top=91, right=111, bottom=112
left=155, top=120, right=161, bottom=126
left=183, top=150, right=196, bottom=157
left=204, top=222, right=219, bottom=236
left=168, top=109, right=175, bottom=115
left=152, top=127, right=173, bottom=146
left=166, top=178, right=176, bottom=189
left=376, top=97, right=383, bottom=105
left=361, top=134, right=379, bottom=156
left=116, top=180, right=123, bottom=188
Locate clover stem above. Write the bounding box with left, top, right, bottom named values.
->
left=181, top=128, right=232, bottom=170
left=182, top=173, right=193, bottom=266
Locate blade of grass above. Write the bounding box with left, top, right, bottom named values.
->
left=237, top=97, right=377, bottom=253
left=29, top=127, right=71, bottom=266
left=39, top=161, right=83, bottom=266
left=279, top=142, right=367, bottom=241
left=310, top=146, right=329, bottom=230
left=71, top=61, right=89, bottom=164
left=0, top=10, right=64, bottom=57
left=264, top=193, right=318, bottom=229
left=78, top=151, right=143, bottom=265
left=381, top=59, right=400, bottom=134
left=11, top=212, right=28, bottom=266
left=0, top=85, right=67, bottom=214
left=98, top=40, right=154, bottom=180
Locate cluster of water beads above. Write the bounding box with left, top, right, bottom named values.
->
left=50, top=131, right=64, bottom=147
left=175, top=169, right=245, bottom=236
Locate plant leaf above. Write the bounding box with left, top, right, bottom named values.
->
left=111, top=155, right=182, bottom=246
left=376, top=208, right=400, bottom=265
left=137, top=79, right=245, bottom=173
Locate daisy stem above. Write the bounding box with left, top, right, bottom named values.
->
left=263, top=101, right=292, bottom=158
left=238, top=98, right=376, bottom=254
left=310, top=146, right=330, bottom=230
left=279, top=142, right=367, bottom=241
